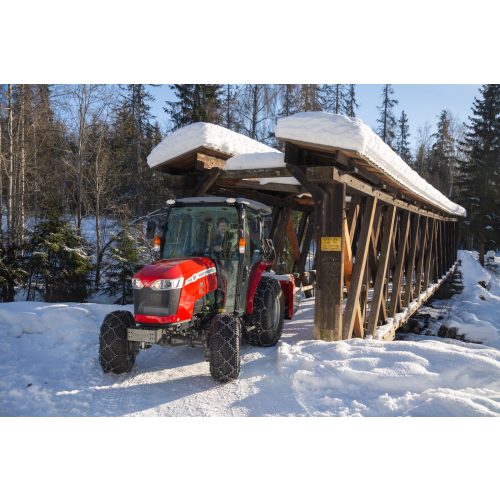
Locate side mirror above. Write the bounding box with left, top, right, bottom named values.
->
left=249, top=220, right=262, bottom=241
left=146, top=220, right=156, bottom=240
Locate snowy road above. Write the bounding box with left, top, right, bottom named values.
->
left=2, top=252, right=500, bottom=417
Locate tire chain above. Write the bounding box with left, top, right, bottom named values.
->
left=99, top=310, right=135, bottom=374
left=210, top=314, right=241, bottom=383
left=246, top=277, right=282, bottom=347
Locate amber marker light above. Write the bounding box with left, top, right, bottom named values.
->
left=153, top=237, right=161, bottom=252
left=239, top=238, right=246, bottom=254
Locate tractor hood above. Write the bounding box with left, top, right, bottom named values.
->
left=133, top=257, right=215, bottom=287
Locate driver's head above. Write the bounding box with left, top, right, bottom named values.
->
left=217, top=217, right=229, bottom=234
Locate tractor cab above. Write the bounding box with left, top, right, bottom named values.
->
left=98, top=197, right=301, bottom=383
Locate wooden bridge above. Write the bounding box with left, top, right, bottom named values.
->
left=151, top=124, right=460, bottom=343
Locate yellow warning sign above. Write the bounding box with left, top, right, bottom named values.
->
left=321, top=237, right=341, bottom=251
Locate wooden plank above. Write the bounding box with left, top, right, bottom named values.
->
left=314, top=182, right=346, bottom=341
left=413, top=216, right=428, bottom=298
left=388, top=210, right=410, bottom=318
left=192, top=167, right=222, bottom=197
left=195, top=152, right=227, bottom=171
left=342, top=196, right=378, bottom=340
left=296, top=212, right=309, bottom=249
left=366, top=205, right=397, bottom=336
left=403, top=214, right=420, bottom=307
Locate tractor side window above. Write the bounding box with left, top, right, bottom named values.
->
left=245, top=212, right=262, bottom=266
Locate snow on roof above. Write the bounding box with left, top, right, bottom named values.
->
left=147, top=122, right=279, bottom=169
left=274, top=113, right=466, bottom=217
left=225, top=151, right=300, bottom=186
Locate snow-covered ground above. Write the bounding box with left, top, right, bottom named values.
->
left=2, top=250, right=500, bottom=417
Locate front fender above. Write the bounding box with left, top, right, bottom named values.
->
left=245, top=260, right=273, bottom=314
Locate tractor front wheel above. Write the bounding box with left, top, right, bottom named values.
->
left=99, top=310, right=136, bottom=374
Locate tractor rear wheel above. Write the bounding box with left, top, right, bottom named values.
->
left=99, top=310, right=136, bottom=374
left=209, top=314, right=241, bottom=383
left=246, top=276, right=284, bottom=347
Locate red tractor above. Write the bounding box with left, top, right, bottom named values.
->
left=98, top=197, right=301, bottom=382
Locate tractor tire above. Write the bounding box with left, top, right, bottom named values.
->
left=247, top=276, right=284, bottom=347
left=209, top=314, right=241, bottom=383
left=99, top=310, right=136, bottom=375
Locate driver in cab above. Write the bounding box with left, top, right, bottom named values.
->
left=212, top=217, right=238, bottom=259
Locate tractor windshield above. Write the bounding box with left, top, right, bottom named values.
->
left=162, top=205, right=239, bottom=260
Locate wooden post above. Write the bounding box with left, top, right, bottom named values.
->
left=388, top=210, right=410, bottom=318
left=314, top=182, right=346, bottom=341
left=343, top=196, right=377, bottom=339
left=272, top=206, right=292, bottom=271
left=366, top=205, right=397, bottom=336
left=297, top=216, right=315, bottom=298
left=403, top=213, right=420, bottom=307
left=414, top=217, right=428, bottom=298
left=423, top=219, right=436, bottom=291
left=268, top=207, right=281, bottom=239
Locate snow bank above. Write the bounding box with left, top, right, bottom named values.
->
left=147, top=123, right=278, bottom=169
left=274, top=113, right=466, bottom=217
left=278, top=336, right=500, bottom=416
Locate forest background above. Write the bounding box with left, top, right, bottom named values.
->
left=0, top=83, right=499, bottom=304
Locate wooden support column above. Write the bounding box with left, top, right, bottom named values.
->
left=343, top=196, right=378, bottom=340
left=388, top=210, right=410, bottom=318
left=313, top=182, right=346, bottom=341
left=403, top=214, right=420, bottom=307
left=366, top=205, right=397, bottom=336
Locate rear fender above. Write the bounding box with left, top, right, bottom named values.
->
left=245, top=260, right=273, bottom=314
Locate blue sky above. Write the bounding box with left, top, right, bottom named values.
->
left=148, top=84, right=483, bottom=150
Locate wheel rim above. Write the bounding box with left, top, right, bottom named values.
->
left=272, top=295, right=280, bottom=331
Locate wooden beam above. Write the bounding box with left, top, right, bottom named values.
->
left=306, top=165, right=458, bottom=222
left=216, top=178, right=305, bottom=195
left=268, top=207, right=281, bottom=240
left=195, top=152, right=226, bottom=171
left=403, top=214, right=420, bottom=307
left=272, top=206, right=292, bottom=268
left=423, top=219, right=436, bottom=291
left=342, top=196, right=378, bottom=339
left=414, top=217, right=428, bottom=298
left=366, top=205, right=397, bottom=336
left=192, top=167, right=222, bottom=197
left=388, top=210, right=410, bottom=318
left=286, top=163, right=325, bottom=200
left=314, top=182, right=346, bottom=341
left=218, top=167, right=291, bottom=180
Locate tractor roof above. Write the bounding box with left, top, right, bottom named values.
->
left=170, top=197, right=272, bottom=216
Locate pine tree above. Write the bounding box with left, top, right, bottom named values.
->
left=24, top=201, right=92, bottom=302
left=344, top=84, right=359, bottom=117
left=456, top=85, right=500, bottom=260
left=428, top=110, right=455, bottom=195
left=320, top=84, right=346, bottom=114
left=279, top=84, right=299, bottom=118
left=165, top=85, right=224, bottom=131
left=376, top=84, right=399, bottom=148
left=102, top=220, right=148, bottom=305
left=396, top=110, right=412, bottom=164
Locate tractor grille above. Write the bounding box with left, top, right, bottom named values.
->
left=134, top=288, right=181, bottom=317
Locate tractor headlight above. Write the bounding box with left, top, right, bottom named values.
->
left=150, top=278, right=184, bottom=290
left=131, top=278, right=144, bottom=289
